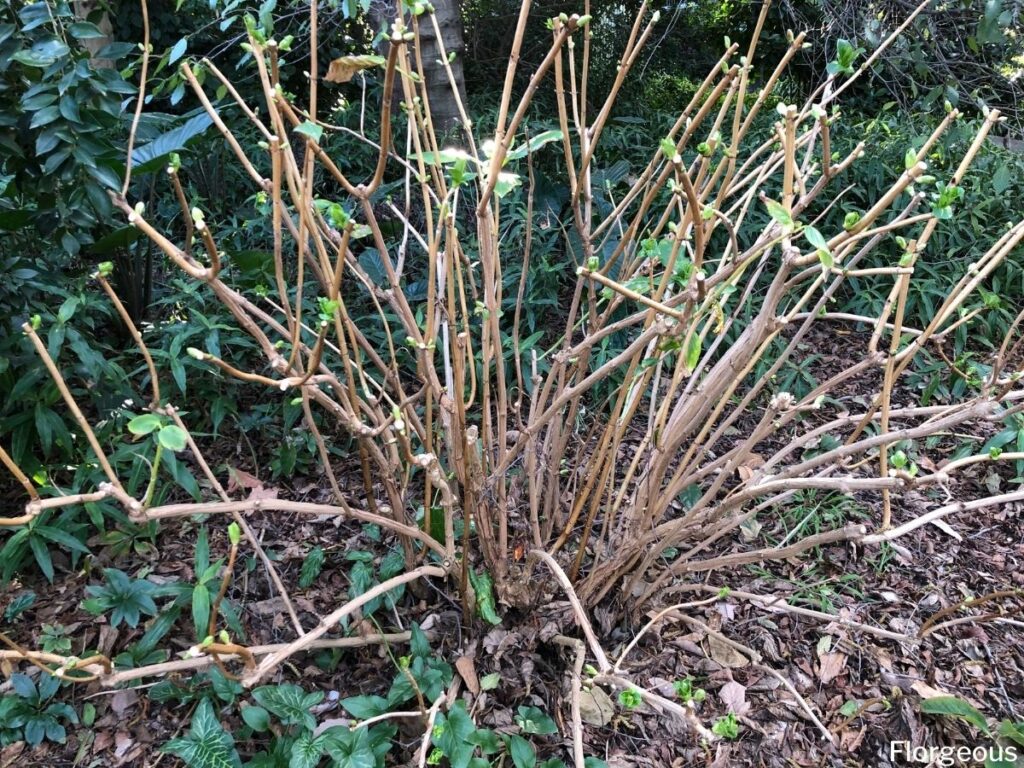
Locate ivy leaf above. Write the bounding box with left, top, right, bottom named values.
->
left=410, top=622, right=431, bottom=658
left=324, top=726, right=376, bottom=768
left=252, top=685, right=324, bottom=732
left=434, top=702, right=477, bottom=768
left=161, top=698, right=242, bottom=768
left=241, top=705, right=271, bottom=733
left=340, top=695, right=389, bottom=720
left=515, top=706, right=558, bottom=735
left=507, top=734, right=537, bottom=768
left=294, top=121, right=324, bottom=145
left=289, top=731, right=327, bottom=768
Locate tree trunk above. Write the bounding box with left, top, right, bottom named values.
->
left=417, top=0, right=468, bottom=137
left=371, top=0, right=468, bottom=139
left=73, top=0, right=114, bottom=68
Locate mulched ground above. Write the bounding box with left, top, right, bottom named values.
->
left=2, top=327, right=1022, bottom=768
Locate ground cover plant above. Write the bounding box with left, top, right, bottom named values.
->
left=1, top=0, right=1024, bottom=765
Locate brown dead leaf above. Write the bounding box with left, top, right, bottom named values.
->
left=93, top=729, right=114, bottom=753
left=114, top=732, right=134, bottom=760
left=324, top=55, right=386, bottom=84
left=579, top=686, right=615, bottom=726
left=839, top=724, right=868, bottom=752
left=227, top=466, right=261, bottom=492
left=910, top=680, right=951, bottom=699
left=736, top=453, right=764, bottom=481
left=249, top=484, right=278, bottom=501
left=455, top=655, right=480, bottom=695
left=817, top=652, right=848, bottom=684
left=110, top=688, right=139, bottom=718
left=707, top=634, right=749, bottom=668
left=1, top=742, right=25, bottom=767
left=719, top=680, right=749, bottom=714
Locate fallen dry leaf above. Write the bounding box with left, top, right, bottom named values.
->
left=910, top=680, right=951, bottom=699
left=114, top=732, right=134, bottom=760
left=227, top=466, right=261, bottom=492
left=455, top=655, right=480, bottom=695
left=707, top=634, right=749, bottom=668
left=817, top=652, right=848, bottom=684
left=719, top=680, right=749, bottom=714
left=579, top=686, right=615, bottom=726
left=110, top=688, right=139, bottom=718
left=324, top=55, right=386, bottom=84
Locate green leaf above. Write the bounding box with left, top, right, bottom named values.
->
left=468, top=728, right=503, bottom=754
left=12, top=39, right=70, bottom=68
left=241, top=705, right=271, bottom=733
left=997, top=719, right=1024, bottom=747
left=341, top=695, right=389, bottom=720
left=410, top=622, right=431, bottom=658
left=289, top=731, right=326, bottom=768
left=69, top=21, right=107, bottom=39
left=839, top=700, right=860, bottom=717
left=764, top=198, right=794, bottom=231
left=515, top=706, right=558, bottom=735
left=324, top=726, right=376, bottom=768
left=30, top=536, right=54, bottom=582
left=435, top=702, right=477, bottom=768
left=168, top=38, right=188, bottom=65
left=684, top=332, right=702, bottom=373
left=468, top=569, right=502, bottom=625
left=294, top=121, right=324, bottom=144
left=984, top=751, right=1019, bottom=768
left=192, top=583, right=211, bottom=640
left=416, top=148, right=476, bottom=166
left=158, top=425, right=188, bottom=452
left=131, top=112, right=214, bottom=174
left=162, top=698, right=242, bottom=768
left=804, top=226, right=833, bottom=268
left=920, top=696, right=991, bottom=736
left=506, top=130, right=564, bottom=162
left=299, top=546, right=325, bottom=588
left=507, top=734, right=536, bottom=768
left=803, top=226, right=830, bottom=255
left=128, top=414, right=163, bottom=436
left=252, top=685, right=323, bottom=732
left=993, top=164, right=1012, bottom=195
left=479, top=673, right=500, bottom=691
left=34, top=525, right=89, bottom=555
